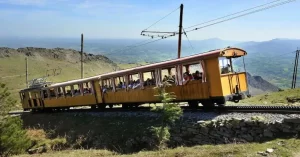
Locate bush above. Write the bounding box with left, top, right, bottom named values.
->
left=152, top=81, right=183, bottom=149
left=0, top=83, right=31, bottom=156
left=0, top=117, right=31, bottom=156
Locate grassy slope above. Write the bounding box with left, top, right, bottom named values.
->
left=15, top=138, right=300, bottom=157
left=237, top=88, right=300, bottom=105
left=0, top=54, right=117, bottom=108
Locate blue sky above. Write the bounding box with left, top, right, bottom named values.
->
left=0, top=0, right=299, bottom=41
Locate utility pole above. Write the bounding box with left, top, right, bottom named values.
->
left=81, top=33, right=84, bottom=79
left=292, top=48, right=299, bottom=89
left=25, top=57, right=28, bottom=88
left=177, top=4, right=184, bottom=59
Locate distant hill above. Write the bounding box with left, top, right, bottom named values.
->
left=0, top=47, right=119, bottom=102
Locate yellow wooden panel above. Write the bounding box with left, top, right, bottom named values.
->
left=93, top=81, right=103, bottom=104
left=181, top=81, right=209, bottom=100
left=104, top=87, right=159, bottom=104
left=221, top=72, right=248, bottom=96
left=238, top=72, right=248, bottom=92
left=205, top=58, right=223, bottom=97
left=44, top=97, right=67, bottom=107
left=66, top=94, right=97, bottom=106
left=221, top=75, right=232, bottom=96
left=103, top=81, right=210, bottom=104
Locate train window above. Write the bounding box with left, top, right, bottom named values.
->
left=102, top=79, right=113, bottom=92
left=83, top=82, right=93, bottom=95
left=115, top=76, right=126, bottom=90
left=42, top=90, right=48, bottom=98
left=57, top=87, right=64, bottom=97
left=189, top=63, right=203, bottom=81
left=128, top=73, right=140, bottom=89
left=73, top=84, right=81, bottom=96
left=20, top=92, right=25, bottom=100
left=219, top=57, right=232, bottom=74
left=143, top=72, right=155, bottom=87
left=161, top=68, right=176, bottom=84
left=49, top=89, right=56, bottom=98
left=65, top=86, right=72, bottom=96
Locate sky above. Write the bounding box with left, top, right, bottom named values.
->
left=0, top=0, right=299, bottom=41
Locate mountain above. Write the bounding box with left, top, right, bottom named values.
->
left=1, top=37, right=299, bottom=89
left=233, top=38, right=300, bottom=88
left=246, top=72, right=280, bottom=95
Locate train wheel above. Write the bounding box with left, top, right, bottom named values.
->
left=201, top=100, right=214, bottom=108
left=109, top=104, right=113, bottom=108
left=122, top=104, right=129, bottom=109
left=216, top=98, right=226, bottom=107
left=188, top=101, right=198, bottom=109
left=97, top=105, right=106, bottom=110
left=91, top=105, right=97, bottom=110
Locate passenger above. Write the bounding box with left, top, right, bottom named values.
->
left=163, top=75, right=168, bottom=82
left=193, top=71, right=201, bottom=80
left=118, top=82, right=123, bottom=88
left=182, top=72, right=190, bottom=85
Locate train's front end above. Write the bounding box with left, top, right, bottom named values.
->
left=218, top=47, right=249, bottom=103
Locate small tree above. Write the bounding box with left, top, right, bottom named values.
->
left=0, top=83, right=31, bottom=156
left=151, top=81, right=183, bottom=149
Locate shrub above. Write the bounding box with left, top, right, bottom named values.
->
left=151, top=81, right=183, bottom=149
left=0, top=83, right=31, bottom=156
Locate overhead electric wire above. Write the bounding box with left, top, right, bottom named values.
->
left=184, top=0, right=295, bottom=33
left=102, top=0, right=295, bottom=58
left=183, top=28, right=195, bottom=52
left=184, top=0, right=284, bottom=30
left=142, top=6, right=180, bottom=31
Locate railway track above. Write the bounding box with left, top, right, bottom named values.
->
left=8, top=105, right=300, bottom=116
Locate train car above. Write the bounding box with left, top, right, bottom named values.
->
left=99, top=47, right=249, bottom=108
left=19, top=47, right=249, bottom=111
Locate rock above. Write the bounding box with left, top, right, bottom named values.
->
left=251, top=116, right=265, bottom=122
left=241, top=134, right=253, bottom=141
left=283, top=118, right=300, bottom=124
left=199, top=127, right=209, bottom=134
left=266, top=148, right=274, bottom=153
left=263, top=130, right=273, bottom=138
left=257, top=151, right=267, bottom=156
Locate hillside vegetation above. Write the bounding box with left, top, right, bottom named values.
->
left=14, top=138, right=300, bottom=157
left=0, top=47, right=119, bottom=107
left=239, top=88, right=300, bottom=105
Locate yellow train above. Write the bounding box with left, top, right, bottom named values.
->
left=19, top=47, right=249, bottom=111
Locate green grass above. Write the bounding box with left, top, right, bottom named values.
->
left=14, top=138, right=300, bottom=157
left=234, top=88, right=300, bottom=105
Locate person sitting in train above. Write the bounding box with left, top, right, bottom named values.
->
left=221, top=64, right=231, bottom=74
left=163, top=75, right=168, bottom=82
left=182, top=72, right=190, bottom=85
left=83, top=88, right=90, bottom=94
left=122, top=83, right=126, bottom=89
left=193, top=71, right=201, bottom=80
left=118, top=82, right=123, bottom=89
left=133, top=79, right=140, bottom=89
left=102, top=85, right=107, bottom=93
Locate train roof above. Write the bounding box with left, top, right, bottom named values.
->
left=32, top=47, right=246, bottom=90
